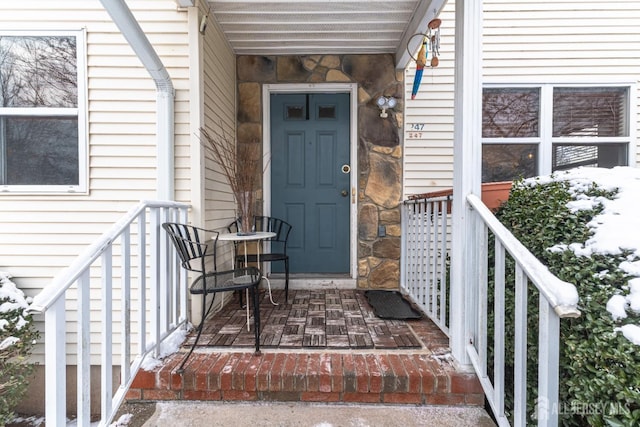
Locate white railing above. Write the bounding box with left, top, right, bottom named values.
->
left=28, top=200, right=190, bottom=427
left=400, top=192, right=581, bottom=426
left=401, top=194, right=451, bottom=334
left=466, top=194, right=580, bottom=427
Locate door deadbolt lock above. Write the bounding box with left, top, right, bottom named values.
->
left=341, top=164, right=351, bottom=174
left=341, top=189, right=349, bottom=197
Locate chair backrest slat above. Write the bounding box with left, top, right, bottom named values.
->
left=162, top=223, right=219, bottom=273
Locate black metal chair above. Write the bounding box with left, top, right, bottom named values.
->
left=227, top=216, right=292, bottom=303
left=162, top=222, right=262, bottom=371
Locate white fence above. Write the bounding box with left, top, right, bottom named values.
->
left=401, top=194, right=451, bottom=334
left=28, top=200, right=190, bottom=427
left=400, top=192, right=581, bottom=426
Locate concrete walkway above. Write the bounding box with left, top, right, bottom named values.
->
left=136, top=401, right=496, bottom=427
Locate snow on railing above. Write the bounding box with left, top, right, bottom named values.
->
left=465, top=194, right=580, bottom=427
left=28, top=200, right=190, bottom=427
left=401, top=193, right=451, bottom=334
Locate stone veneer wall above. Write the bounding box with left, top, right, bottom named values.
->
left=236, top=54, right=403, bottom=289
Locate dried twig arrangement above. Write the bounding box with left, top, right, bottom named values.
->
left=200, top=126, right=263, bottom=233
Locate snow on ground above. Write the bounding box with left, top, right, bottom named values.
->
left=140, top=324, right=191, bottom=371
left=526, top=167, right=640, bottom=345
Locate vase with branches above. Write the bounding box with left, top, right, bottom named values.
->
left=200, top=126, right=263, bottom=235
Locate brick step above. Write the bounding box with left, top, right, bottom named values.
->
left=127, top=350, right=484, bottom=406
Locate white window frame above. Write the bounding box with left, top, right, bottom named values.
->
left=0, top=30, right=87, bottom=194
left=482, top=82, right=636, bottom=178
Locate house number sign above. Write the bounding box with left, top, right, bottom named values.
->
left=407, top=123, right=425, bottom=139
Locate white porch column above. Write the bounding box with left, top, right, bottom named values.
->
left=450, top=0, right=483, bottom=366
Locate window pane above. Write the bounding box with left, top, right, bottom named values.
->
left=552, top=143, right=627, bottom=171
left=482, top=144, right=537, bottom=183
left=553, top=87, right=628, bottom=137
left=4, top=117, right=79, bottom=185
left=483, top=88, right=539, bottom=137
left=0, top=36, right=77, bottom=108
left=286, top=105, right=304, bottom=120
left=318, top=105, right=336, bottom=119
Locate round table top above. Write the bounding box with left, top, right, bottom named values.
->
left=217, top=231, right=276, bottom=242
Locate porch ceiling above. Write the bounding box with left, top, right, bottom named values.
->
left=207, top=0, right=446, bottom=68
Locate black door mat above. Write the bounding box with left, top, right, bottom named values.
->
left=364, top=290, right=423, bottom=320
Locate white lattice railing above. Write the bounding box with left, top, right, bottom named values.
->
left=401, top=193, right=451, bottom=334
left=28, top=200, right=190, bottom=427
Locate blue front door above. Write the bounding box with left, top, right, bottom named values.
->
left=270, top=93, right=351, bottom=273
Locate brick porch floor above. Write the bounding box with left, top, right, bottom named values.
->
left=126, top=289, right=483, bottom=406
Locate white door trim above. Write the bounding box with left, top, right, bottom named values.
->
left=262, top=83, right=358, bottom=279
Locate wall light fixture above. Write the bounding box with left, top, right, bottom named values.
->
left=376, top=96, right=397, bottom=118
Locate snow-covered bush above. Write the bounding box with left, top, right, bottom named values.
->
left=0, top=272, right=39, bottom=425
left=492, top=168, right=640, bottom=426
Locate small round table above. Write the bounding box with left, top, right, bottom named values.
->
left=218, top=231, right=278, bottom=329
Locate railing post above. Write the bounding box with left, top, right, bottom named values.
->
left=493, top=240, right=506, bottom=420
left=417, top=202, right=424, bottom=304
left=430, top=201, right=439, bottom=317
left=158, top=208, right=169, bottom=332
left=477, top=220, right=488, bottom=378
left=45, top=297, right=66, bottom=426
left=438, top=199, right=448, bottom=328
left=178, top=207, right=189, bottom=326
left=537, top=296, right=560, bottom=427
left=77, top=271, right=91, bottom=426
left=400, top=202, right=408, bottom=294
left=121, top=228, right=132, bottom=383
left=101, top=247, right=113, bottom=421
left=150, top=207, right=161, bottom=357
left=514, top=264, right=528, bottom=426
left=138, top=209, right=147, bottom=353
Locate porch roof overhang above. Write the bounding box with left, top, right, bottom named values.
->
left=204, top=0, right=447, bottom=69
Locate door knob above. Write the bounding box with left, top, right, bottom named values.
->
left=341, top=189, right=349, bottom=197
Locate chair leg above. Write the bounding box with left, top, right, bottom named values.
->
left=177, top=320, right=203, bottom=373
left=237, top=289, right=245, bottom=308
left=284, top=258, right=289, bottom=303
left=251, top=286, right=261, bottom=355
left=237, top=258, right=246, bottom=308
left=177, top=292, right=211, bottom=373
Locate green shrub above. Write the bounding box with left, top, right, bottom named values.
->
left=0, top=272, right=39, bottom=425
left=492, top=177, right=640, bottom=426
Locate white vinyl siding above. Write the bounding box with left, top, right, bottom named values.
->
left=403, top=1, right=456, bottom=197
left=0, top=0, right=192, bottom=361
left=182, top=4, right=237, bottom=269
left=201, top=15, right=237, bottom=236
left=404, top=0, right=640, bottom=197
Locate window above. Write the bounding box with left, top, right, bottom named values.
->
left=0, top=32, right=86, bottom=193
left=482, top=85, right=631, bottom=183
